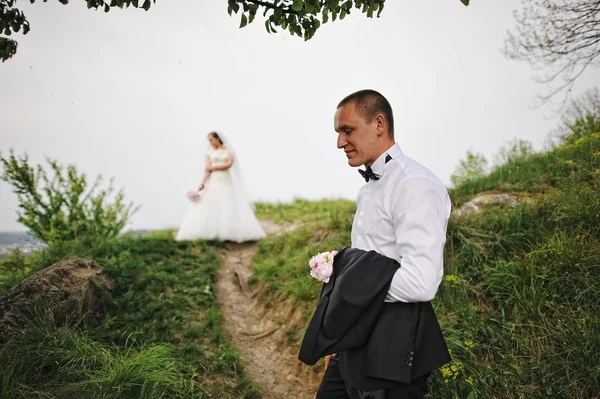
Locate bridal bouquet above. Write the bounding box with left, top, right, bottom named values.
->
left=187, top=189, right=201, bottom=203
left=308, top=250, right=338, bottom=283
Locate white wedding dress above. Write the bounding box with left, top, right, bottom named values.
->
left=175, top=148, right=266, bottom=243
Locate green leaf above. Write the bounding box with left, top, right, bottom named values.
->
left=460, top=0, right=470, bottom=5
left=291, top=0, right=303, bottom=12
left=269, top=18, right=278, bottom=33
left=240, top=13, right=248, bottom=28
left=377, top=1, right=384, bottom=16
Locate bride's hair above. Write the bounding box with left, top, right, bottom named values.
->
left=208, top=131, right=224, bottom=145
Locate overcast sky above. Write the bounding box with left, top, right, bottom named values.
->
left=1, top=0, right=598, bottom=233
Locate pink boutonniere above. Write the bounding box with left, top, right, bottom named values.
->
left=308, top=250, right=338, bottom=283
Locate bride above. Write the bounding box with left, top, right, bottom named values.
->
left=175, top=131, right=266, bottom=243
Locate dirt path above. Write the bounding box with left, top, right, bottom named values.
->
left=215, top=220, right=322, bottom=399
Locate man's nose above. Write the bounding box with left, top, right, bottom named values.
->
left=337, top=133, right=347, bottom=149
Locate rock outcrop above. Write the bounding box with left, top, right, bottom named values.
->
left=0, top=258, right=112, bottom=344
left=455, top=193, right=535, bottom=216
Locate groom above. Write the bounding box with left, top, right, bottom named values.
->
left=316, top=89, right=452, bottom=398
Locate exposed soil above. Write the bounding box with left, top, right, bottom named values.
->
left=214, top=220, right=323, bottom=399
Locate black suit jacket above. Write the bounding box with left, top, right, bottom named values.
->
left=298, top=247, right=451, bottom=390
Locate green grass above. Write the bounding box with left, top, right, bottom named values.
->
left=255, top=197, right=356, bottom=224
left=0, top=236, right=261, bottom=399
left=451, top=132, right=600, bottom=203
left=252, top=199, right=354, bottom=319
left=249, top=128, right=600, bottom=398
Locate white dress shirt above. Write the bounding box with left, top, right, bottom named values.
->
left=351, top=144, right=451, bottom=303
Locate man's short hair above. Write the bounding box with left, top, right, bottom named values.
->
left=338, top=89, right=394, bottom=139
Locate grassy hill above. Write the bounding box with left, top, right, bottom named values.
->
left=0, top=235, right=261, bottom=399
left=1, top=119, right=598, bottom=398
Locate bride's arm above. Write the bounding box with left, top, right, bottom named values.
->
left=199, top=155, right=212, bottom=190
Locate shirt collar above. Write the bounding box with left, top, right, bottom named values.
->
left=371, top=143, right=403, bottom=178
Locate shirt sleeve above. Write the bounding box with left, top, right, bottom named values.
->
left=385, top=176, right=450, bottom=303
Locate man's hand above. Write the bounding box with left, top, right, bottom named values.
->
left=324, top=353, right=337, bottom=370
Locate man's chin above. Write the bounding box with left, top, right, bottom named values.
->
left=347, top=159, right=363, bottom=167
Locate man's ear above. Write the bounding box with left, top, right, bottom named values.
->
left=375, top=114, right=386, bottom=137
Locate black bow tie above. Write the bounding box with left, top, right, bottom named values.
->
left=358, top=167, right=379, bottom=182
left=358, top=154, right=393, bottom=182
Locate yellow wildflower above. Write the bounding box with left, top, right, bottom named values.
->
left=565, top=160, right=574, bottom=165
left=440, top=362, right=463, bottom=381
left=24, top=267, right=31, bottom=274
left=440, top=364, right=453, bottom=378
left=575, top=137, right=588, bottom=145
left=464, top=340, right=475, bottom=351
left=444, top=275, right=459, bottom=287
left=465, top=377, right=474, bottom=385
left=592, top=132, right=600, bottom=139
